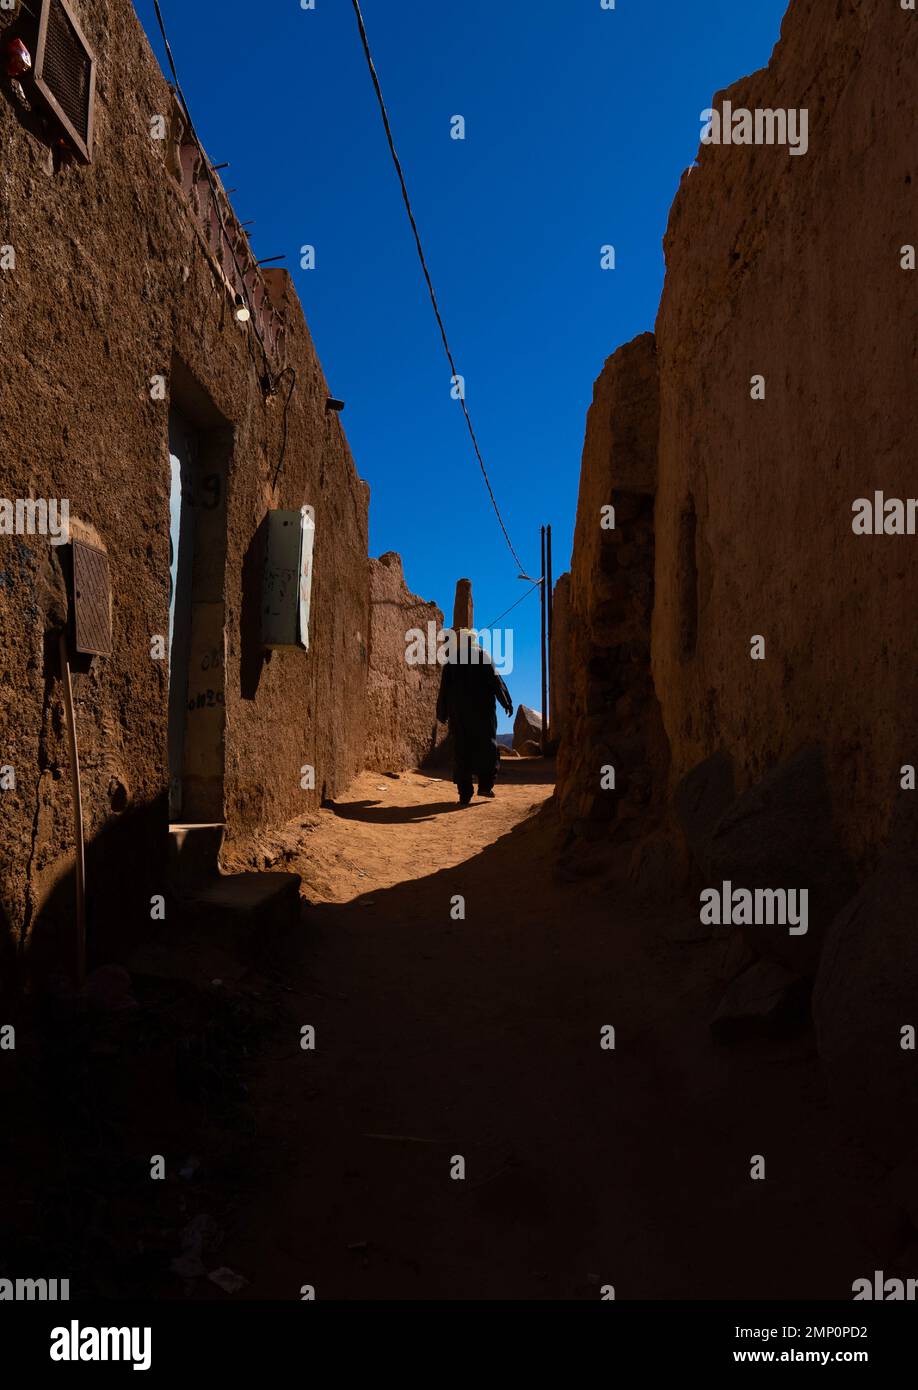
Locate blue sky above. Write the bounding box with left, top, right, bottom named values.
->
left=136, top=0, right=788, bottom=726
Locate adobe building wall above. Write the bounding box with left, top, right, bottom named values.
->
left=555, top=0, right=916, bottom=1158
left=555, top=334, right=669, bottom=843
left=0, top=0, right=369, bottom=979
left=652, top=0, right=917, bottom=872
left=365, top=552, right=444, bottom=773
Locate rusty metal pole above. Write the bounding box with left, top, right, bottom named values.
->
left=540, top=526, right=547, bottom=755
left=546, top=524, right=553, bottom=744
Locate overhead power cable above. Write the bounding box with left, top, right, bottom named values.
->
left=350, top=0, right=526, bottom=575
left=484, top=578, right=542, bottom=632
left=152, top=0, right=271, bottom=382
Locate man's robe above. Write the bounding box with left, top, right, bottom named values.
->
left=436, top=645, right=512, bottom=791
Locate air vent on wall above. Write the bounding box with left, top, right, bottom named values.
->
left=33, top=0, right=95, bottom=163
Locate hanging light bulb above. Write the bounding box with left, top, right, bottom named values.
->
left=5, top=38, right=32, bottom=78
left=234, top=293, right=250, bottom=323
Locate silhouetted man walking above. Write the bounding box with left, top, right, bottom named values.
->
left=436, top=632, right=513, bottom=806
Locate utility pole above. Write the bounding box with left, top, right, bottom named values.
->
left=540, top=526, right=547, bottom=755
left=546, top=523, right=553, bottom=745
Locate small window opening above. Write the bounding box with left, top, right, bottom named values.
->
left=32, top=0, right=96, bottom=162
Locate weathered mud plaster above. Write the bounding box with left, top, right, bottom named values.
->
left=365, top=552, right=445, bottom=773
left=555, top=333, right=669, bottom=843
left=0, top=0, right=370, bottom=975
left=652, top=0, right=917, bottom=870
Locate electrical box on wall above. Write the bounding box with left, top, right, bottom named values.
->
left=262, top=506, right=315, bottom=650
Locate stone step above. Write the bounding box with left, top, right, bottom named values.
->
left=164, top=823, right=301, bottom=964
left=189, top=871, right=302, bottom=936
left=180, top=870, right=302, bottom=957
left=168, top=822, right=225, bottom=892
left=130, top=870, right=302, bottom=984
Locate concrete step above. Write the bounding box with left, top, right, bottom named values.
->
left=177, top=870, right=302, bottom=953
left=166, top=822, right=301, bottom=962
left=131, top=870, right=303, bottom=984
left=168, top=822, right=225, bottom=892
left=190, top=871, right=301, bottom=931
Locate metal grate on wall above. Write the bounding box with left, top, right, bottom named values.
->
left=71, top=540, right=112, bottom=657
left=34, top=0, right=96, bottom=162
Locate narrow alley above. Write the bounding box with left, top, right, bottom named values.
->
left=207, top=763, right=881, bottom=1301
left=2, top=0, right=915, bottom=1344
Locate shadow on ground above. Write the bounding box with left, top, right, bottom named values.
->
left=216, top=805, right=886, bottom=1302
left=329, top=800, right=472, bottom=825
left=0, top=770, right=893, bottom=1302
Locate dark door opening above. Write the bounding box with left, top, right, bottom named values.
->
left=166, top=385, right=230, bottom=824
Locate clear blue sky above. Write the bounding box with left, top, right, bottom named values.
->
left=135, top=0, right=788, bottom=728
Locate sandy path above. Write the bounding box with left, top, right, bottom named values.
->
left=216, top=762, right=883, bottom=1301
left=283, top=763, right=551, bottom=904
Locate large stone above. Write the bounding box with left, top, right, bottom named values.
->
left=673, top=750, right=735, bottom=878
left=814, top=852, right=918, bottom=1164
left=513, top=705, right=542, bottom=752
left=711, top=959, right=810, bottom=1043
left=628, top=829, right=687, bottom=904
left=703, top=746, right=857, bottom=975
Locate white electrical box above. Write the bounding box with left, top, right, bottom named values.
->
left=262, top=506, right=315, bottom=650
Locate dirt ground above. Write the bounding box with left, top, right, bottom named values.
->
left=209, top=760, right=893, bottom=1301
left=3, top=759, right=898, bottom=1301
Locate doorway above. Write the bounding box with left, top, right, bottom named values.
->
left=166, top=381, right=230, bottom=824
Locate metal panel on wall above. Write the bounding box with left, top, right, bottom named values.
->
left=262, top=506, right=315, bottom=650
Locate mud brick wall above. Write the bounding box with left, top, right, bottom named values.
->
left=365, top=552, right=444, bottom=773
left=556, top=333, right=669, bottom=842
left=643, top=0, right=915, bottom=1160
left=0, top=0, right=370, bottom=977
left=652, top=0, right=918, bottom=872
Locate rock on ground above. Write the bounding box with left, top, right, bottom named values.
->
left=513, top=705, right=542, bottom=752
left=711, top=959, right=810, bottom=1044
left=703, top=745, right=857, bottom=975
left=814, top=852, right=918, bottom=1164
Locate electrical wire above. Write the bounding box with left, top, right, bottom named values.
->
left=151, top=0, right=300, bottom=483
left=484, top=577, right=542, bottom=632
left=350, top=0, right=526, bottom=576
left=152, top=0, right=271, bottom=383
left=271, top=365, right=298, bottom=488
